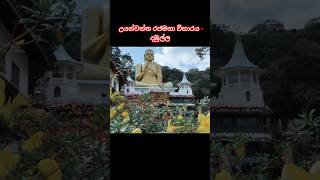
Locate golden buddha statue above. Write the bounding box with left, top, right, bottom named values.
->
left=135, top=49, right=172, bottom=87
left=78, top=5, right=109, bottom=81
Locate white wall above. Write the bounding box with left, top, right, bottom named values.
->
left=46, top=79, right=80, bottom=103
left=5, top=48, right=29, bottom=95
left=78, top=81, right=108, bottom=104
left=1, top=21, right=29, bottom=95
left=215, top=83, right=264, bottom=107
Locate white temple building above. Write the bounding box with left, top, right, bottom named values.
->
left=41, top=45, right=82, bottom=104
left=213, top=36, right=264, bottom=107
left=212, top=36, right=273, bottom=167
left=35, top=45, right=108, bottom=104
left=123, top=73, right=195, bottom=106
left=171, top=73, right=194, bottom=96
left=212, top=36, right=272, bottom=140
left=34, top=6, right=110, bottom=105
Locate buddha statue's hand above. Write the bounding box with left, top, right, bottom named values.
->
left=136, top=72, right=144, bottom=81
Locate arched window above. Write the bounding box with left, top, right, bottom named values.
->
left=246, top=91, right=251, bottom=101
left=54, top=86, right=61, bottom=97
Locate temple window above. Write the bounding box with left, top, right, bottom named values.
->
left=228, top=71, right=238, bottom=84
left=54, top=86, right=61, bottom=97
left=52, top=66, right=64, bottom=78
left=240, top=70, right=251, bottom=83
left=246, top=91, right=251, bottom=101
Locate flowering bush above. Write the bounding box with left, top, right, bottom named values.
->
left=110, top=90, right=210, bottom=134
left=211, top=109, right=320, bottom=180
left=0, top=79, right=109, bottom=179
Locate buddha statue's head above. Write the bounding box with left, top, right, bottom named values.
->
left=144, top=49, right=154, bottom=63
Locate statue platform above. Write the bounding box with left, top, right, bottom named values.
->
left=125, top=91, right=170, bottom=106
left=123, top=85, right=178, bottom=96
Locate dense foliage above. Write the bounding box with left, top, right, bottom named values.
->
left=0, top=79, right=109, bottom=179
left=110, top=89, right=210, bottom=134
left=211, top=109, right=320, bottom=180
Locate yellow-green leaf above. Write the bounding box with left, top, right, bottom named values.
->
left=132, top=128, right=142, bottom=134
left=0, top=148, right=20, bottom=177
left=8, top=93, right=30, bottom=112
left=215, top=170, right=232, bottom=180
left=38, top=159, right=62, bottom=180
left=281, top=163, right=310, bottom=180
left=0, top=78, right=5, bottom=106
left=110, top=108, right=116, bottom=120
left=197, top=113, right=210, bottom=133
left=22, top=132, right=44, bottom=153
left=234, top=144, right=246, bottom=160
left=310, top=160, right=320, bottom=180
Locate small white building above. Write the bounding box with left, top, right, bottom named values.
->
left=35, top=5, right=112, bottom=105
left=36, top=45, right=109, bottom=105
left=38, top=45, right=82, bottom=104
left=169, top=73, right=195, bottom=106
left=212, top=36, right=274, bottom=167
left=213, top=36, right=264, bottom=108
left=212, top=36, right=272, bottom=142
left=170, top=73, right=194, bottom=96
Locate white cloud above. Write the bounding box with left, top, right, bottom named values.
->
left=153, top=47, right=210, bottom=72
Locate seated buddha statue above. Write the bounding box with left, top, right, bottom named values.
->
left=135, top=49, right=173, bottom=87
left=78, top=6, right=109, bottom=81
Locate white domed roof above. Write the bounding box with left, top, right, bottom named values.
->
left=221, top=36, right=257, bottom=70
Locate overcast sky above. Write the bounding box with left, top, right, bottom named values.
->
left=119, top=47, right=210, bottom=72
left=211, top=0, right=320, bottom=32
left=75, top=0, right=107, bottom=14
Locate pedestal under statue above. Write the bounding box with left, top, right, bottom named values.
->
left=135, top=49, right=172, bottom=87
